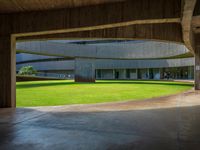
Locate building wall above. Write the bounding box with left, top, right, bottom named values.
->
left=16, top=54, right=195, bottom=80
left=16, top=41, right=190, bottom=59
left=17, top=57, right=195, bottom=71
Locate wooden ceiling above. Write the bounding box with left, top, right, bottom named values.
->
left=0, top=0, right=124, bottom=14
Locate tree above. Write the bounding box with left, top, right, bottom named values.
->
left=18, top=66, right=37, bottom=76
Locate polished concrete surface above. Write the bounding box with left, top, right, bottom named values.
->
left=1, top=90, right=200, bottom=150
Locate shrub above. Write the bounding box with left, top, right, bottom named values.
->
left=18, top=66, right=37, bottom=76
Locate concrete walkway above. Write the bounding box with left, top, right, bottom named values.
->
left=0, top=90, right=200, bottom=150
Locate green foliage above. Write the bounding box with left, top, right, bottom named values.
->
left=18, top=66, right=37, bottom=76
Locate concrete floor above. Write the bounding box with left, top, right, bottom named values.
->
left=1, top=90, right=200, bottom=150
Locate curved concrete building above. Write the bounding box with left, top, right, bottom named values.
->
left=16, top=40, right=194, bottom=81
left=17, top=40, right=190, bottom=59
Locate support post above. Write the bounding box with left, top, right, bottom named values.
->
left=75, top=58, right=95, bottom=82
left=0, top=35, right=16, bottom=108
left=195, top=46, right=200, bottom=90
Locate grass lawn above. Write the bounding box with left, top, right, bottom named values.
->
left=16, top=80, right=193, bottom=107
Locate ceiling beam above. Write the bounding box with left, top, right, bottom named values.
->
left=14, top=18, right=181, bottom=38
left=0, top=0, right=181, bottom=37
left=193, top=28, right=200, bottom=33
left=17, top=23, right=183, bottom=44
left=192, top=15, right=200, bottom=27
left=192, top=15, right=200, bottom=33
left=181, top=0, right=197, bottom=53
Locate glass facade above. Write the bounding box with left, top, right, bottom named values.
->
left=96, top=66, right=194, bottom=80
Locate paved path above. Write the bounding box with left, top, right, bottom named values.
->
left=0, top=90, right=200, bottom=150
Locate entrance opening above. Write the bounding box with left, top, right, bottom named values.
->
left=115, top=71, right=119, bottom=79
left=16, top=39, right=194, bottom=107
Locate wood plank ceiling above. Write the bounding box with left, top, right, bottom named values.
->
left=0, top=0, right=124, bottom=14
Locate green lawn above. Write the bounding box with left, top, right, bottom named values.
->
left=16, top=80, right=193, bottom=107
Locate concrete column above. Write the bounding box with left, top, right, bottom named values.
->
left=195, top=46, right=200, bottom=90
left=75, top=58, right=95, bottom=82
left=0, top=36, right=16, bottom=108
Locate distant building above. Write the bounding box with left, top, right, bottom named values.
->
left=16, top=40, right=194, bottom=80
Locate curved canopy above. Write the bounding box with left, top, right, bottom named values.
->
left=16, top=40, right=191, bottom=60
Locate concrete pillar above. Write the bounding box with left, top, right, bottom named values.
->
left=195, top=46, right=200, bottom=90
left=75, top=58, right=95, bottom=82
left=0, top=36, right=16, bottom=108
left=112, top=69, right=115, bottom=79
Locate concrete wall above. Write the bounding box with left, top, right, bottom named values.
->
left=16, top=57, right=195, bottom=71
left=74, top=58, right=95, bottom=82
left=16, top=53, right=61, bottom=63
left=16, top=41, right=190, bottom=59
left=1, top=0, right=199, bottom=108
left=95, top=58, right=194, bottom=69
left=17, top=60, right=74, bottom=71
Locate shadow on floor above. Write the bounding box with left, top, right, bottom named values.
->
left=0, top=104, right=200, bottom=150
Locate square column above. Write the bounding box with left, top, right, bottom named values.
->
left=0, top=36, right=16, bottom=108
left=195, top=46, right=200, bottom=90
left=75, top=58, right=95, bottom=82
